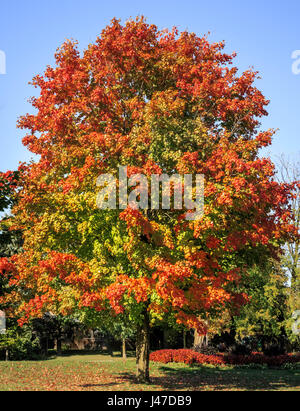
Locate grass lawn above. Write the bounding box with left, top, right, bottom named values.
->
left=0, top=352, right=299, bottom=391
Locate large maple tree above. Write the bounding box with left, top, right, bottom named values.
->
left=0, top=17, right=296, bottom=381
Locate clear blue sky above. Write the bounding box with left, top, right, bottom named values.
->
left=0, top=0, right=299, bottom=172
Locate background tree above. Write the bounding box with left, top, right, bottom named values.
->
left=275, top=155, right=300, bottom=346
left=0, top=18, right=296, bottom=382
left=31, top=313, right=83, bottom=356
left=80, top=309, right=135, bottom=358
left=233, top=262, right=290, bottom=354
left=276, top=154, right=300, bottom=286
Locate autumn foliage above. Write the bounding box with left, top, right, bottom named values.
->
left=0, top=17, right=297, bottom=379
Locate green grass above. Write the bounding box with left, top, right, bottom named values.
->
left=0, top=352, right=299, bottom=391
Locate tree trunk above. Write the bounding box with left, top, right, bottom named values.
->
left=107, top=335, right=113, bottom=356
left=5, top=349, right=9, bottom=361
left=56, top=338, right=62, bottom=356
left=205, top=334, right=209, bottom=347
left=193, top=329, right=204, bottom=349
left=122, top=337, right=127, bottom=359
left=136, top=312, right=150, bottom=383
left=183, top=330, right=187, bottom=349
left=41, top=337, right=49, bottom=357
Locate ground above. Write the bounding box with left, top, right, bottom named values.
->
left=0, top=352, right=299, bottom=391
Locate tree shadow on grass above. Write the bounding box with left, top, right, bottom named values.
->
left=21, top=351, right=106, bottom=362
left=117, top=366, right=300, bottom=391
left=14, top=350, right=117, bottom=362
left=12, top=350, right=137, bottom=363
left=56, top=350, right=136, bottom=358
left=58, top=350, right=111, bottom=357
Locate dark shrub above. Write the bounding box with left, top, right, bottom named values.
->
left=229, top=343, right=252, bottom=356
left=0, top=330, right=41, bottom=361
left=261, top=336, right=287, bottom=356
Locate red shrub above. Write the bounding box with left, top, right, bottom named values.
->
left=149, top=349, right=174, bottom=364
left=150, top=349, right=226, bottom=366
left=172, top=349, right=196, bottom=365
left=150, top=349, right=300, bottom=367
